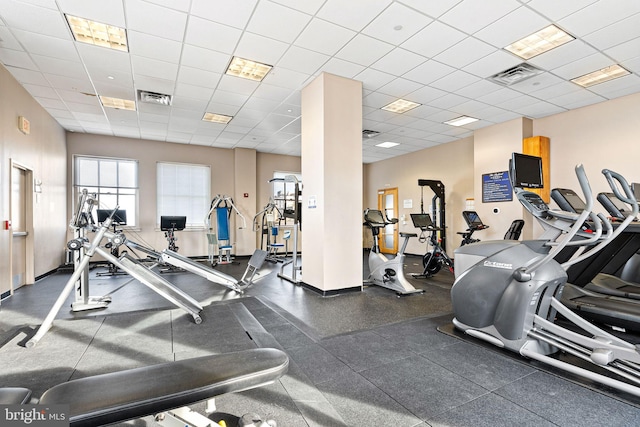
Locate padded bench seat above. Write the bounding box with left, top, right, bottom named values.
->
left=35, top=348, right=288, bottom=427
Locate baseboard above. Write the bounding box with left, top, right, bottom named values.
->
left=299, top=281, right=362, bottom=297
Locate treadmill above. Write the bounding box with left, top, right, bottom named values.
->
left=551, top=188, right=640, bottom=331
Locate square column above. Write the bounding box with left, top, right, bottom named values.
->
left=301, top=73, right=363, bottom=293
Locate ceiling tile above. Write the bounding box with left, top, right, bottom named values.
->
left=125, top=0, right=187, bottom=41
left=587, top=73, right=640, bottom=98
left=77, top=44, right=132, bottom=75
left=316, top=58, right=365, bottom=79
left=57, top=0, right=126, bottom=26
left=247, top=1, right=312, bottom=44
left=455, top=79, right=505, bottom=99
left=5, top=66, right=49, bottom=85
left=171, top=96, right=209, bottom=112
left=277, top=46, right=329, bottom=74
left=582, top=13, right=640, bottom=51
left=180, top=44, right=231, bottom=73
left=335, top=34, right=394, bottom=67
left=44, top=73, right=95, bottom=92
left=271, top=0, right=325, bottom=15
left=0, top=48, right=37, bottom=69
left=361, top=2, right=433, bottom=45
left=395, top=0, right=463, bottom=19
left=234, top=32, right=289, bottom=65
left=526, top=0, right=598, bottom=21
left=406, top=86, right=449, bottom=104
left=294, top=18, right=356, bottom=56
left=558, top=0, right=640, bottom=37
left=439, top=0, right=520, bottom=35
left=127, top=31, right=182, bottom=63
left=0, top=0, right=70, bottom=39
left=252, top=84, right=294, bottom=103
left=23, top=83, right=59, bottom=99
left=131, top=55, right=178, bottom=81
left=433, top=37, right=496, bottom=69
left=354, top=68, right=396, bottom=91
left=263, top=67, right=310, bottom=90
left=216, top=75, right=259, bottom=97
left=401, top=21, right=466, bottom=58
left=528, top=40, right=597, bottom=71
left=608, top=39, right=640, bottom=65
left=174, top=82, right=214, bottom=101
left=371, top=48, right=426, bottom=76
left=376, top=78, right=423, bottom=97
left=190, top=0, right=257, bottom=29
left=184, top=16, right=241, bottom=53
left=430, top=70, right=481, bottom=92
left=463, top=50, right=522, bottom=78
left=12, top=30, right=79, bottom=61
left=317, top=0, right=393, bottom=32
left=474, top=6, right=551, bottom=48
left=403, top=60, right=456, bottom=86
left=551, top=52, right=613, bottom=79
left=142, top=0, right=191, bottom=13
left=177, top=66, right=222, bottom=89
left=547, top=90, right=606, bottom=109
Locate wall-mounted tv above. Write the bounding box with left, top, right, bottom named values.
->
left=511, top=153, right=543, bottom=189
left=96, top=209, right=127, bottom=225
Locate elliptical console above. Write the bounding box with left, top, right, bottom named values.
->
left=451, top=160, right=640, bottom=397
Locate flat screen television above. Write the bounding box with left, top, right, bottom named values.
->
left=160, top=215, right=186, bottom=231
left=511, top=153, right=543, bottom=189
left=96, top=209, right=127, bottom=225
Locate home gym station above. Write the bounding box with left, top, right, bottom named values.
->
left=1, top=2, right=640, bottom=426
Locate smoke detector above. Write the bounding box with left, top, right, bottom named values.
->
left=362, top=129, right=380, bottom=138
left=137, top=90, right=172, bottom=106
left=490, top=63, right=543, bottom=86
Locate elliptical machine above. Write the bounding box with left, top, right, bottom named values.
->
left=363, top=209, right=424, bottom=296
left=451, top=155, right=640, bottom=397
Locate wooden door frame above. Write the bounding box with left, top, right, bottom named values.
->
left=377, top=187, right=398, bottom=254
left=9, top=159, right=35, bottom=293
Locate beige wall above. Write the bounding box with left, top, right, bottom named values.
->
left=364, top=136, right=474, bottom=255
left=535, top=92, right=640, bottom=210
left=0, top=64, right=67, bottom=296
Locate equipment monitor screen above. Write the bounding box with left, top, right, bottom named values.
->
left=160, top=215, right=186, bottom=231
left=96, top=209, right=127, bottom=225
left=364, top=209, right=386, bottom=226
left=551, top=188, right=587, bottom=213
left=511, top=153, right=543, bottom=189
left=462, top=211, right=483, bottom=228
left=410, top=213, right=434, bottom=229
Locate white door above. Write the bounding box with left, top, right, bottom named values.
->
left=10, top=162, right=34, bottom=295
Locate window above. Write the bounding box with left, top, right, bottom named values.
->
left=74, top=155, right=138, bottom=227
left=157, top=162, right=210, bottom=228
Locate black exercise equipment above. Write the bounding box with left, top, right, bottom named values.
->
left=417, top=179, right=447, bottom=252
left=457, top=210, right=489, bottom=246
left=161, top=215, right=187, bottom=252
left=410, top=212, right=454, bottom=278
left=1, top=348, right=288, bottom=427
left=503, top=219, right=524, bottom=240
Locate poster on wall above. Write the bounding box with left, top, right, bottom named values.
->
left=482, top=171, right=513, bottom=202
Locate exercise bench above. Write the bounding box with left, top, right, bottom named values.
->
left=0, top=348, right=289, bottom=427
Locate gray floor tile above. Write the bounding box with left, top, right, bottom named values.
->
left=360, top=355, right=490, bottom=420
left=316, top=369, right=422, bottom=427
left=287, top=343, right=352, bottom=385
left=428, top=393, right=557, bottom=427
left=495, top=371, right=640, bottom=427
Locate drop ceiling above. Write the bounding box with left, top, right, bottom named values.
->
left=0, top=0, right=638, bottom=163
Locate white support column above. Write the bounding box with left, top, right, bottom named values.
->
left=301, top=72, right=363, bottom=293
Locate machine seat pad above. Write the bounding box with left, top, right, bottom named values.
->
left=38, top=348, right=289, bottom=427
left=0, top=387, right=32, bottom=404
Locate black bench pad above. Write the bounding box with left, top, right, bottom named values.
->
left=0, top=387, right=32, bottom=404
left=38, top=348, right=289, bottom=427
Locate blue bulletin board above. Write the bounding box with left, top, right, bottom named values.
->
left=482, top=171, right=513, bottom=202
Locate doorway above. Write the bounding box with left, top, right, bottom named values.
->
left=377, top=187, right=398, bottom=255
left=9, top=160, right=34, bottom=296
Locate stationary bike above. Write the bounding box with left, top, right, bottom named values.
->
left=410, top=212, right=454, bottom=278
left=363, top=209, right=424, bottom=295
left=457, top=210, right=489, bottom=246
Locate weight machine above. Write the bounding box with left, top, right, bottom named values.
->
left=418, top=179, right=447, bottom=252
left=205, top=195, right=247, bottom=265
left=274, top=175, right=302, bottom=284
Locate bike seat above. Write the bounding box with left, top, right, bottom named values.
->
left=400, top=232, right=417, bottom=238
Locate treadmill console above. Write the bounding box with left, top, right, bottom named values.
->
left=518, top=192, right=550, bottom=218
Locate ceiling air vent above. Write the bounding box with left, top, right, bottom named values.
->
left=490, top=63, right=543, bottom=86
left=137, top=90, right=172, bottom=106
left=362, top=129, right=380, bottom=138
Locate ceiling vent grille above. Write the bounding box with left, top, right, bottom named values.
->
left=490, top=63, right=543, bottom=86
left=362, top=129, right=380, bottom=138
left=138, top=90, right=172, bottom=106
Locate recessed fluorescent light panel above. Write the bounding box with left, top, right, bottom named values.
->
left=202, top=113, right=233, bottom=124
left=571, top=64, right=631, bottom=88
left=505, top=25, right=574, bottom=60
left=226, top=57, right=273, bottom=82
left=66, top=15, right=128, bottom=52
left=381, top=99, right=421, bottom=114
left=376, top=142, right=399, bottom=148
left=444, top=116, right=479, bottom=127
left=99, top=96, right=135, bottom=111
